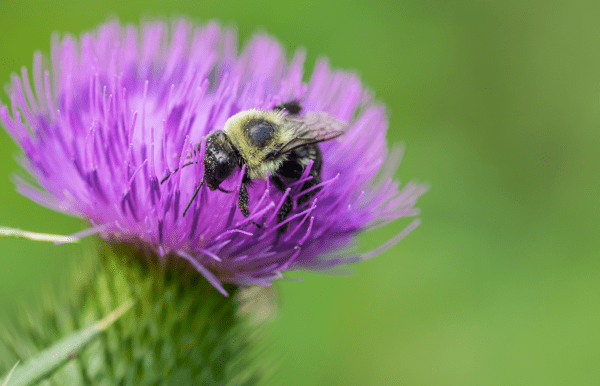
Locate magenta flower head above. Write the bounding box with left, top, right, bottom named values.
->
left=0, top=19, right=426, bottom=296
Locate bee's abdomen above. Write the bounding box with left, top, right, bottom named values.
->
left=277, top=143, right=322, bottom=180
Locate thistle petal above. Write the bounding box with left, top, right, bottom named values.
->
left=0, top=19, right=427, bottom=291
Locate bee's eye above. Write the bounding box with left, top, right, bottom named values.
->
left=204, top=131, right=239, bottom=188
left=214, top=151, right=235, bottom=181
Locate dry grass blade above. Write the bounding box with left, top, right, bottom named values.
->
left=0, top=227, right=78, bottom=243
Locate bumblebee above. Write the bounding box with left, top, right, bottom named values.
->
left=162, top=101, right=345, bottom=235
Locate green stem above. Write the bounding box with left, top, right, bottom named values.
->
left=0, top=240, right=265, bottom=385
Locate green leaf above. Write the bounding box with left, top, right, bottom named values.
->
left=1, top=299, right=133, bottom=386
left=1, top=361, right=19, bottom=386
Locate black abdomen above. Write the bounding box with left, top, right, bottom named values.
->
left=277, top=143, right=323, bottom=206
left=278, top=143, right=322, bottom=180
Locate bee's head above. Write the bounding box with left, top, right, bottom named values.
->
left=203, top=131, right=240, bottom=191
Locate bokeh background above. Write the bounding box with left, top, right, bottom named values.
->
left=1, top=0, right=599, bottom=385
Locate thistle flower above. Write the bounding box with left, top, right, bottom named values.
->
left=0, top=19, right=426, bottom=296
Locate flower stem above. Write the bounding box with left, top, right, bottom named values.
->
left=0, top=239, right=265, bottom=385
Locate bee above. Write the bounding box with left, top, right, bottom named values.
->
left=161, top=101, right=345, bottom=235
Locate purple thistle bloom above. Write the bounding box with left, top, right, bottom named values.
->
left=0, top=19, right=427, bottom=296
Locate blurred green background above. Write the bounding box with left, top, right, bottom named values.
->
left=1, top=0, right=600, bottom=384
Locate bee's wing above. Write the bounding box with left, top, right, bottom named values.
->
left=276, top=112, right=345, bottom=156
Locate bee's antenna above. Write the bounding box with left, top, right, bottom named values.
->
left=182, top=177, right=204, bottom=217
left=217, top=186, right=233, bottom=193
left=160, top=162, right=196, bottom=184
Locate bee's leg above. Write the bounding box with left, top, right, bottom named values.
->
left=238, top=183, right=250, bottom=217
left=270, top=175, right=293, bottom=237
left=238, top=174, right=262, bottom=228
